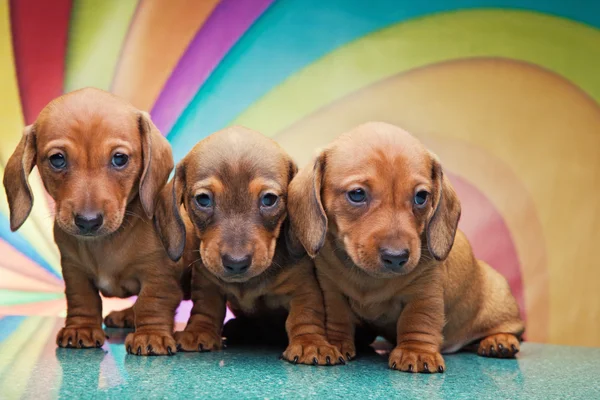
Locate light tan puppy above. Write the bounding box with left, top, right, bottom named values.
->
left=3, top=88, right=190, bottom=356
left=288, top=122, right=524, bottom=373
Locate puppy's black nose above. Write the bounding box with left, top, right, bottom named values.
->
left=74, top=213, right=103, bottom=234
left=222, top=254, right=252, bottom=274
left=380, top=248, right=410, bottom=271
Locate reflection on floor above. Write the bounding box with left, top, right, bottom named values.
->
left=0, top=316, right=598, bottom=399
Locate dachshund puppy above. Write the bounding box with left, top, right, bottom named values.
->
left=3, top=88, right=189, bottom=356
left=154, top=126, right=344, bottom=365
left=288, top=122, right=524, bottom=372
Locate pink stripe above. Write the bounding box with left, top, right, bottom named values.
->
left=151, top=0, right=273, bottom=134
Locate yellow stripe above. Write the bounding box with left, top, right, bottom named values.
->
left=233, top=10, right=600, bottom=136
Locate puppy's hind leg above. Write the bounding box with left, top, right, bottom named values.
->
left=104, top=306, right=135, bottom=329
left=473, top=261, right=525, bottom=359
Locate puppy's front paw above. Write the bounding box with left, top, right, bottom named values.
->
left=328, top=338, right=356, bottom=361
left=283, top=336, right=345, bottom=366
left=478, top=333, right=520, bottom=358
left=56, top=326, right=106, bottom=349
left=388, top=346, right=445, bottom=373
left=125, top=331, right=176, bottom=356
left=104, top=308, right=134, bottom=329
left=174, top=330, right=222, bottom=352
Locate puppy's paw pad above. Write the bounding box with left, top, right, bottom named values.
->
left=388, top=347, right=445, bottom=373
left=174, top=330, right=222, bottom=352
left=104, top=309, right=134, bottom=329
left=125, top=331, right=176, bottom=356
left=56, top=326, right=106, bottom=349
left=478, top=333, right=520, bottom=358
left=283, top=337, right=344, bottom=366
left=328, top=338, right=356, bottom=361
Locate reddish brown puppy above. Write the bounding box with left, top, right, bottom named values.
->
left=154, top=126, right=344, bottom=365
left=288, top=122, right=524, bottom=373
left=3, top=88, right=191, bottom=356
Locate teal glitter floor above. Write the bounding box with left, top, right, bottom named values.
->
left=0, top=316, right=599, bottom=399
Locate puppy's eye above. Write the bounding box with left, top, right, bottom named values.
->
left=195, top=193, right=213, bottom=208
left=49, top=153, right=66, bottom=170
left=260, top=193, right=279, bottom=208
left=111, top=153, right=129, bottom=168
left=414, top=191, right=429, bottom=207
left=347, top=188, right=367, bottom=204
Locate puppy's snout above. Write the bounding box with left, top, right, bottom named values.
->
left=222, top=253, right=252, bottom=275
left=74, top=213, right=103, bottom=234
left=380, top=248, right=410, bottom=272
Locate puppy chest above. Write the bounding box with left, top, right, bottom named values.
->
left=95, top=275, right=139, bottom=298
left=349, top=297, right=403, bottom=325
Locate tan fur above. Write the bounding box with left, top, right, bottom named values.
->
left=154, top=126, right=344, bottom=365
left=3, top=88, right=193, bottom=356
left=288, top=122, right=524, bottom=373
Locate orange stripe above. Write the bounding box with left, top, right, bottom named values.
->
left=112, top=0, right=220, bottom=111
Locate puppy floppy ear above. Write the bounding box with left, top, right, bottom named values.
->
left=3, top=125, right=37, bottom=231
left=154, top=165, right=186, bottom=261
left=138, top=111, right=174, bottom=219
left=426, top=154, right=461, bottom=261
left=287, top=151, right=327, bottom=257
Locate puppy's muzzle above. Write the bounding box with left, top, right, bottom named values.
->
left=222, top=253, right=253, bottom=275
left=380, top=248, right=410, bottom=272
left=74, top=212, right=104, bottom=235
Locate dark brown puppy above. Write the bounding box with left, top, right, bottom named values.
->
left=3, top=88, right=190, bottom=356
left=155, top=126, right=344, bottom=365
left=288, top=122, right=524, bottom=372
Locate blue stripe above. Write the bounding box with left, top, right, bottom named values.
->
left=0, top=316, right=27, bottom=342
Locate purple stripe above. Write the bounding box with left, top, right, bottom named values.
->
left=151, top=0, right=274, bottom=135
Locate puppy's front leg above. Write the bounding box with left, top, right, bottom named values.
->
left=174, top=269, right=225, bottom=352
left=390, top=287, right=445, bottom=373
left=57, top=264, right=105, bottom=348
left=281, top=269, right=344, bottom=366
left=318, top=271, right=357, bottom=361
left=125, top=275, right=181, bottom=356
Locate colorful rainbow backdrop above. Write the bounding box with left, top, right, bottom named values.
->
left=1, top=0, right=599, bottom=352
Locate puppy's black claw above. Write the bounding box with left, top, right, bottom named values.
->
left=78, top=339, right=84, bottom=348
left=96, top=340, right=101, bottom=348
left=489, top=346, right=497, bottom=356
left=391, top=362, right=397, bottom=370
left=136, top=346, right=142, bottom=356
left=499, top=344, right=509, bottom=356
left=147, top=345, right=153, bottom=354
left=167, top=346, right=174, bottom=356
left=198, top=344, right=204, bottom=352
left=346, top=352, right=352, bottom=361
left=511, top=344, right=519, bottom=354
left=313, top=357, right=318, bottom=366
left=58, top=339, right=62, bottom=346
left=278, top=354, right=284, bottom=360
left=127, top=345, right=132, bottom=354
left=67, top=337, right=73, bottom=347
left=408, top=364, right=413, bottom=372
left=438, top=365, right=444, bottom=373
left=423, top=362, right=430, bottom=373
left=480, top=349, right=487, bottom=356
left=293, top=356, right=298, bottom=365
left=104, top=335, right=110, bottom=340
left=176, top=344, right=182, bottom=351
left=339, top=357, right=346, bottom=365
left=326, top=356, right=331, bottom=365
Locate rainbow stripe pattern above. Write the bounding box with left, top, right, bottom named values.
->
left=1, top=0, right=599, bottom=347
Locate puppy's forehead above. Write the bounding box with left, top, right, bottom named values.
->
left=184, top=126, right=290, bottom=183
left=327, top=122, right=431, bottom=181
left=36, top=88, right=139, bottom=145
